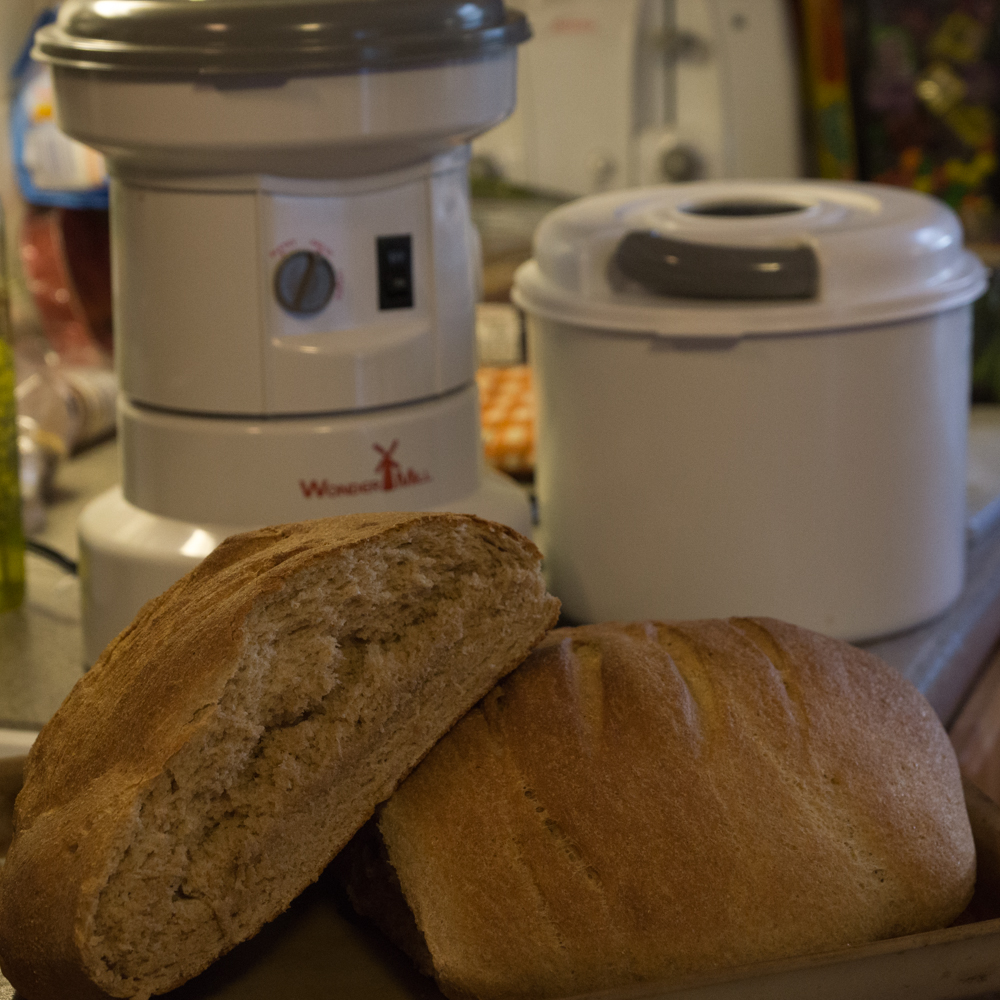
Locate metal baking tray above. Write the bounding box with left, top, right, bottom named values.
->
left=1, top=777, right=998, bottom=1000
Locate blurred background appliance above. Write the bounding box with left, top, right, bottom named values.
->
left=473, top=0, right=803, bottom=196
left=515, top=180, right=987, bottom=641
left=33, top=0, right=533, bottom=664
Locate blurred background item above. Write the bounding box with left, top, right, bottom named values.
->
left=9, top=10, right=107, bottom=213
left=842, top=0, right=1000, bottom=241
left=476, top=364, right=535, bottom=482
left=0, top=206, right=23, bottom=613
left=470, top=168, right=567, bottom=303
left=19, top=206, right=112, bottom=367
left=0, top=5, right=114, bottom=540
left=10, top=9, right=111, bottom=368
left=973, top=249, right=1000, bottom=403
left=839, top=1, right=1000, bottom=401
left=473, top=0, right=803, bottom=197
left=797, top=0, right=859, bottom=178
left=475, top=301, right=525, bottom=367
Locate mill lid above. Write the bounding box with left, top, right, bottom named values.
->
left=33, top=0, right=529, bottom=78
left=512, top=181, right=988, bottom=338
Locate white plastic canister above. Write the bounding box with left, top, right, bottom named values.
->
left=513, top=181, right=988, bottom=642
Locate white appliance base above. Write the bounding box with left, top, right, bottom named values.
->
left=79, top=467, right=532, bottom=666
left=120, top=384, right=485, bottom=526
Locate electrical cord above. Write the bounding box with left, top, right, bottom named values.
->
left=25, top=539, right=79, bottom=576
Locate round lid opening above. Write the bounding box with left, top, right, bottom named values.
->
left=682, top=199, right=808, bottom=218
left=34, top=0, right=531, bottom=78
left=515, top=181, right=989, bottom=338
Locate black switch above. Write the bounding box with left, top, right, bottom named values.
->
left=377, top=234, right=414, bottom=310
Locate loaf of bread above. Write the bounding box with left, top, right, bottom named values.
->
left=339, top=618, right=976, bottom=1000
left=0, top=513, right=560, bottom=1000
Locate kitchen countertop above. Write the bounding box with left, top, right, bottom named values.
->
left=0, top=437, right=116, bottom=729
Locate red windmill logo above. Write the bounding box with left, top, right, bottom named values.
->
left=298, top=439, right=431, bottom=499
left=374, top=440, right=401, bottom=491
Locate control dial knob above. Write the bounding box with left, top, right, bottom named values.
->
left=274, top=250, right=336, bottom=316
left=660, top=144, right=703, bottom=182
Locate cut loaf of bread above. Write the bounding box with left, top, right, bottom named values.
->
left=340, top=618, right=977, bottom=1000
left=0, top=513, right=560, bottom=1000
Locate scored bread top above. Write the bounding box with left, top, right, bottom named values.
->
left=0, top=512, right=560, bottom=1000
left=369, top=618, right=976, bottom=1000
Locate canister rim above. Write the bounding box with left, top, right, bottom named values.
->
left=33, top=0, right=530, bottom=78
left=513, top=181, right=988, bottom=339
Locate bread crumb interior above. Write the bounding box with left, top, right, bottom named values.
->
left=85, top=523, right=545, bottom=996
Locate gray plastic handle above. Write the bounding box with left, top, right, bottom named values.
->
left=612, top=231, right=819, bottom=300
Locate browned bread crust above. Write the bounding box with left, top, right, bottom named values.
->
left=347, top=618, right=976, bottom=1000
left=0, top=512, right=560, bottom=1000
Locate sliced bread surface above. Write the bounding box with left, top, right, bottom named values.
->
left=0, top=512, right=560, bottom=1000
left=341, top=618, right=976, bottom=1000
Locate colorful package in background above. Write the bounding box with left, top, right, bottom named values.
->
left=844, top=0, right=1000, bottom=242
left=10, top=9, right=108, bottom=212
left=477, top=365, right=535, bottom=481
left=797, top=0, right=859, bottom=179
left=19, top=207, right=113, bottom=366
left=9, top=9, right=113, bottom=368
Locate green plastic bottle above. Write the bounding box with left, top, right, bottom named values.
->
left=0, top=213, right=24, bottom=613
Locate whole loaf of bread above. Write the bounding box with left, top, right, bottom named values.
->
left=0, top=512, right=560, bottom=1000
left=340, top=618, right=976, bottom=1000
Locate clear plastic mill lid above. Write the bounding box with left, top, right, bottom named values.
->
left=33, top=0, right=530, bottom=78
left=512, top=181, right=988, bottom=339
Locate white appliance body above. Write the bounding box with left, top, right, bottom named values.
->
left=514, top=181, right=987, bottom=642
left=528, top=308, right=971, bottom=641
left=111, top=153, right=481, bottom=420
left=36, top=3, right=533, bottom=663
left=474, top=0, right=802, bottom=195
